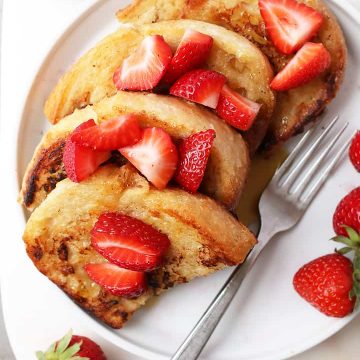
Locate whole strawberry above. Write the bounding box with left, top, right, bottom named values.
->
left=293, top=253, right=355, bottom=317
left=349, top=131, right=360, bottom=171
left=333, top=187, right=360, bottom=236
left=36, top=330, right=106, bottom=360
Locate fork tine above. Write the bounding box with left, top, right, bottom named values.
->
left=301, top=135, right=352, bottom=206
left=290, top=122, right=349, bottom=195
left=274, top=126, right=315, bottom=180
left=279, top=115, right=339, bottom=188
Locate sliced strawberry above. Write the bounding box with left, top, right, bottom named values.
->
left=169, top=69, right=226, bottom=109
left=163, top=29, right=213, bottom=85
left=119, top=127, right=178, bottom=189
left=259, top=0, right=323, bottom=55
left=271, top=42, right=331, bottom=91
left=216, top=85, right=261, bottom=131
left=91, top=212, right=170, bottom=271
left=175, top=129, right=215, bottom=193
left=70, top=114, right=142, bottom=151
left=113, top=35, right=172, bottom=91
left=63, top=120, right=111, bottom=183
left=84, top=263, right=147, bottom=298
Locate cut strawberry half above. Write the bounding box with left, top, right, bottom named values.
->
left=271, top=42, right=331, bottom=91
left=169, top=69, right=226, bottom=109
left=175, top=129, right=216, bottom=193
left=63, top=120, right=111, bottom=183
left=113, top=35, right=172, bottom=91
left=216, top=85, right=261, bottom=131
left=259, top=0, right=323, bottom=55
left=84, top=263, right=147, bottom=298
left=70, top=114, right=142, bottom=151
left=119, top=127, right=178, bottom=189
left=163, top=29, right=213, bottom=85
left=91, top=212, right=170, bottom=271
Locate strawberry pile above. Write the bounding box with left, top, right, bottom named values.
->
left=293, top=132, right=360, bottom=318
left=113, top=29, right=262, bottom=132
left=85, top=212, right=171, bottom=297
left=62, top=0, right=338, bottom=310
left=63, top=1, right=333, bottom=190
left=111, top=0, right=332, bottom=118
left=259, top=0, right=331, bottom=91
left=64, top=113, right=216, bottom=193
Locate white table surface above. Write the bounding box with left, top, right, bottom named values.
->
left=1, top=0, right=360, bottom=359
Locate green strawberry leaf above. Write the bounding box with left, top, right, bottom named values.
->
left=56, top=330, right=73, bottom=353
left=36, top=351, right=46, bottom=360
left=336, top=247, right=353, bottom=255
left=332, top=236, right=356, bottom=247
left=352, top=253, right=360, bottom=308
left=59, top=342, right=82, bottom=360
left=35, top=329, right=90, bottom=360
left=344, top=226, right=360, bottom=243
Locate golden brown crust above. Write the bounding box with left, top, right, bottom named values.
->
left=23, top=164, right=256, bottom=328
left=117, top=0, right=347, bottom=146
left=43, top=19, right=274, bottom=152
left=21, top=92, right=250, bottom=210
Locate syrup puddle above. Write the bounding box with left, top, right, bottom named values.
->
left=237, top=147, right=288, bottom=227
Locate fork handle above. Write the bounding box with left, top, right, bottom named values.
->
left=171, top=232, right=271, bottom=360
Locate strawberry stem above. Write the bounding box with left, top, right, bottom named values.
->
left=333, top=226, right=360, bottom=308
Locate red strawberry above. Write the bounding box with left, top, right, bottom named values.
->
left=170, top=69, right=226, bottom=109
left=71, top=114, right=142, bottom=151
left=349, top=131, right=360, bottom=172
left=259, top=0, right=323, bottom=55
left=91, top=212, right=170, bottom=271
left=163, top=29, right=213, bottom=84
left=293, top=253, right=355, bottom=317
left=84, top=263, right=147, bottom=298
left=63, top=120, right=111, bottom=183
left=119, top=127, right=178, bottom=189
left=271, top=42, right=331, bottom=91
left=333, top=187, right=360, bottom=236
left=216, top=85, right=261, bottom=131
left=36, top=329, right=106, bottom=360
left=332, top=226, right=360, bottom=308
left=175, top=129, right=215, bottom=193
left=113, top=35, right=172, bottom=91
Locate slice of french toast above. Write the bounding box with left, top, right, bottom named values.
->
left=20, top=91, right=250, bottom=211
left=117, top=0, right=347, bottom=146
left=43, top=19, right=275, bottom=152
left=23, top=164, right=256, bottom=328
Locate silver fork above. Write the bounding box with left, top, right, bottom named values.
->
left=171, top=115, right=352, bottom=360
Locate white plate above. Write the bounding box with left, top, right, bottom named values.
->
left=1, top=0, right=360, bottom=359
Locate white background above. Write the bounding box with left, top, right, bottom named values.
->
left=1, top=0, right=360, bottom=359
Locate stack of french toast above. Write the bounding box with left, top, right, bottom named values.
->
left=20, top=0, right=346, bottom=329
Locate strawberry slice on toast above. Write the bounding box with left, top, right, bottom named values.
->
left=91, top=212, right=170, bottom=271
left=113, top=35, right=172, bottom=91
left=63, top=120, right=111, bottom=183
left=175, top=129, right=215, bottom=193
left=271, top=42, right=331, bottom=91
left=84, top=263, right=147, bottom=298
left=119, top=127, right=178, bottom=189
left=216, top=85, right=261, bottom=131
left=71, top=114, right=142, bottom=151
left=259, top=0, right=323, bottom=55
left=170, top=69, right=226, bottom=109
left=163, top=29, right=213, bottom=84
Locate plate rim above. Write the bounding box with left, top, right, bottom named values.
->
left=2, top=0, right=360, bottom=359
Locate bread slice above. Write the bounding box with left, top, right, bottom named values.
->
left=23, top=164, right=256, bottom=328
left=20, top=91, right=250, bottom=211
left=117, top=0, right=347, bottom=146
left=44, top=19, right=275, bottom=152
